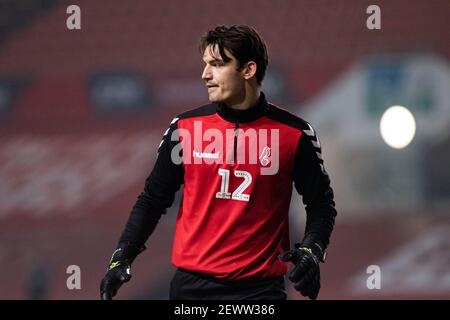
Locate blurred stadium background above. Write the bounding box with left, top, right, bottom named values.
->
left=0, top=0, right=449, bottom=300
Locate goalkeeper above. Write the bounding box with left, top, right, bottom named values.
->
left=100, top=25, right=337, bottom=300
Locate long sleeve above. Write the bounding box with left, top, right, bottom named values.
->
left=118, top=118, right=184, bottom=247
left=293, top=124, right=337, bottom=251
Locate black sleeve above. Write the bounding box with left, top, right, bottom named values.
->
left=117, top=118, right=184, bottom=248
left=293, top=124, right=337, bottom=251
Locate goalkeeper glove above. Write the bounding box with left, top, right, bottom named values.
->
left=100, top=242, right=145, bottom=300
left=278, top=242, right=326, bottom=300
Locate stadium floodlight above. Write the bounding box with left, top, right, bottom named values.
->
left=379, top=105, right=416, bottom=149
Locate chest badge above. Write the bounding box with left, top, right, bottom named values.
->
left=259, top=146, right=271, bottom=166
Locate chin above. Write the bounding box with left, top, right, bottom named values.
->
left=208, top=94, right=224, bottom=103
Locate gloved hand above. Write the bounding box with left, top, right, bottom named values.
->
left=100, top=243, right=145, bottom=300
left=279, top=242, right=325, bottom=300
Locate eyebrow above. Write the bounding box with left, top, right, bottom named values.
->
left=202, top=58, right=225, bottom=64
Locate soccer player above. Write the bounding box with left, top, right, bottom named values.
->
left=100, top=25, right=337, bottom=300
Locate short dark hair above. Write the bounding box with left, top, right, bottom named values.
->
left=199, top=25, right=268, bottom=85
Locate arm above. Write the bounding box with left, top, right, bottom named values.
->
left=100, top=118, right=184, bottom=300
left=280, top=124, right=337, bottom=300
left=293, top=125, right=337, bottom=255
left=118, top=118, right=184, bottom=247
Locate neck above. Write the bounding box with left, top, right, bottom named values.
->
left=226, top=85, right=260, bottom=110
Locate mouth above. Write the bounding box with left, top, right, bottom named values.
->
left=207, top=84, right=218, bottom=89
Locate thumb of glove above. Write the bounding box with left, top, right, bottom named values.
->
left=118, top=270, right=132, bottom=283
left=278, top=250, right=298, bottom=263
left=101, top=291, right=112, bottom=301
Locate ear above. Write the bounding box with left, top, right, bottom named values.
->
left=242, top=61, right=257, bottom=81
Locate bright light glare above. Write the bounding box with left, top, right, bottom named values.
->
left=380, top=105, right=416, bottom=149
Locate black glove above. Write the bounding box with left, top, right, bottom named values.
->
left=279, top=242, right=326, bottom=300
left=100, top=242, right=145, bottom=300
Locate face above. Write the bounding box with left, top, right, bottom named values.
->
left=201, top=45, right=246, bottom=105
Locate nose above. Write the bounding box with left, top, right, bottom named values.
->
left=202, top=65, right=212, bottom=81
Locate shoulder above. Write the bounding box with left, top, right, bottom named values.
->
left=176, top=103, right=217, bottom=121
left=267, top=104, right=322, bottom=150
left=163, top=104, right=216, bottom=129
left=266, top=103, right=313, bottom=133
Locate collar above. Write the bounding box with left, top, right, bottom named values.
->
left=216, top=92, right=270, bottom=124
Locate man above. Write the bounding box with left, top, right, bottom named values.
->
left=100, top=25, right=337, bottom=300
